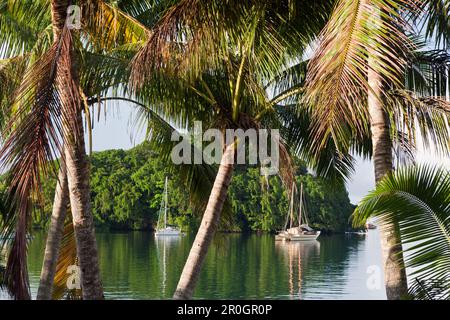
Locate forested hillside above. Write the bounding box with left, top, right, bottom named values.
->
left=7, top=143, right=354, bottom=232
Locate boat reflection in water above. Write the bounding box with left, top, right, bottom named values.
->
left=275, top=240, right=320, bottom=299
left=155, top=236, right=181, bottom=296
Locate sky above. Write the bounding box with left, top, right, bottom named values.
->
left=87, top=101, right=450, bottom=205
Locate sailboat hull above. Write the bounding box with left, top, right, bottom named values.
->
left=275, top=230, right=321, bottom=241
left=155, top=227, right=181, bottom=236
left=289, top=231, right=321, bottom=241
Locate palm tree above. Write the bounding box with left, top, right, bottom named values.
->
left=130, top=0, right=338, bottom=299
left=37, top=161, right=69, bottom=300
left=353, top=165, right=450, bottom=300
left=1, top=0, right=183, bottom=299
left=304, top=0, right=450, bottom=299
left=0, top=0, right=152, bottom=299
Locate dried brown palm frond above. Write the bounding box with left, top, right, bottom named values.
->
left=129, top=0, right=321, bottom=90
left=304, top=0, right=420, bottom=156
left=0, top=26, right=78, bottom=300
left=129, top=0, right=225, bottom=88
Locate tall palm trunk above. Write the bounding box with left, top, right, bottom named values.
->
left=367, top=3, right=408, bottom=299
left=51, top=0, right=104, bottom=299
left=173, top=143, right=235, bottom=299
left=63, top=114, right=103, bottom=299
left=37, top=163, right=69, bottom=300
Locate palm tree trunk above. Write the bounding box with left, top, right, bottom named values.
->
left=37, top=162, right=69, bottom=300
left=51, top=0, right=104, bottom=300
left=367, top=3, right=408, bottom=298
left=173, top=143, right=235, bottom=299
left=63, top=116, right=103, bottom=299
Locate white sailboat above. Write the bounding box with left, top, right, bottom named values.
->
left=155, top=176, right=181, bottom=236
left=276, top=182, right=320, bottom=241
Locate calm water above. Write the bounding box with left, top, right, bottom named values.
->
left=2, top=230, right=387, bottom=299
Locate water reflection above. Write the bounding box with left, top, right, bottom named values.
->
left=274, top=241, right=320, bottom=299
left=0, top=231, right=386, bottom=300
left=155, top=236, right=181, bottom=296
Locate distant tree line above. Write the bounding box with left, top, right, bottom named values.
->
left=1, top=143, right=354, bottom=233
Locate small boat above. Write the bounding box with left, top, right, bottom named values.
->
left=365, top=222, right=377, bottom=229
left=276, top=182, right=320, bottom=241
left=345, top=229, right=368, bottom=235
left=155, top=177, right=181, bottom=237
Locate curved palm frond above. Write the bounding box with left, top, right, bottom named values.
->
left=405, top=48, right=450, bottom=97
left=79, top=46, right=137, bottom=99
left=304, top=0, right=418, bottom=155
left=130, top=0, right=334, bottom=89
left=115, top=0, right=178, bottom=31
left=275, top=103, right=359, bottom=184
left=413, top=0, right=450, bottom=49
left=387, top=89, right=450, bottom=158
left=353, top=165, right=450, bottom=299
left=0, top=0, right=51, bottom=58
left=81, top=0, right=150, bottom=51
left=0, top=26, right=77, bottom=300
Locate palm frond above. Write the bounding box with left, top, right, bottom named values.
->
left=387, top=89, right=450, bottom=156
left=304, top=0, right=418, bottom=155
left=0, top=0, right=50, bottom=58
left=0, top=26, right=76, bottom=300
left=405, top=49, right=450, bottom=97
left=353, top=165, right=450, bottom=299
left=52, top=215, right=81, bottom=300
left=116, top=0, right=178, bottom=28
left=81, top=0, right=149, bottom=51
left=412, top=0, right=450, bottom=49
left=79, top=47, right=137, bottom=99
left=276, top=103, right=359, bottom=184
left=130, top=0, right=332, bottom=89
left=0, top=55, right=28, bottom=129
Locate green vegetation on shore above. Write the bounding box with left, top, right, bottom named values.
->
left=18, top=143, right=354, bottom=233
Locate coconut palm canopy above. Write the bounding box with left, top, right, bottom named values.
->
left=0, top=0, right=449, bottom=301
left=304, top=0, right=450, bottom=160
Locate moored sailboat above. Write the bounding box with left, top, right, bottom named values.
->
left=276, top=183, right=320, bottom=241
left=155, top=176, right=181, bottom=236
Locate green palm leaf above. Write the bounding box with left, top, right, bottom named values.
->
left=0, top=0, right=50, bottom=58
left=82, top=0, right=150, bottom=51
left=304, top=0, right=417, bottom=154
left=353, top=165, right=450, bottom=299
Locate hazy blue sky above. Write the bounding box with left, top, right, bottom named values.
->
left=87, top=101, right=450, bottom=205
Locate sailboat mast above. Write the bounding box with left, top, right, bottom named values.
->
left=299, top=183, right=303, bottom=226
left=164, top=176, right=168, bottom=228
left=289, top=182, right=295, bottom=228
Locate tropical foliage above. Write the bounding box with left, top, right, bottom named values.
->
left=353, top=165, right=450, bottom=300
left=0, top=0, right=449, bottom=301
left=2, top=143, right=354, bottom=233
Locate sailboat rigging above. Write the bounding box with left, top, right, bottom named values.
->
left=155, top=176, right=181, bottom=236
left=276, top=182, right=320, bottom=241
